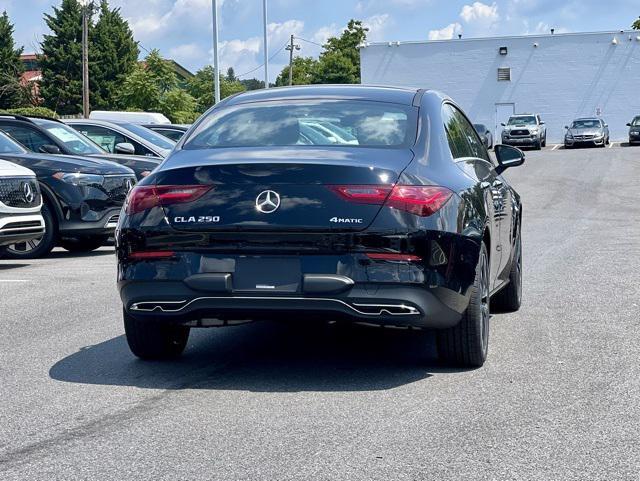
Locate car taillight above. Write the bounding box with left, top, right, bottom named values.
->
left=386, top=186, right=453, bottom=217
left=125, top=185, right=212, bottom=214
left=329, top=184, right=453, bottom=217
left=129, top=251, right=176, bottom=260
left=365, top=253, right=422, bottom=262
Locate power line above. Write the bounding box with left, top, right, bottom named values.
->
left=296, top=36, right=324, bottom=48
left=236, top=41, right=288, bottom=79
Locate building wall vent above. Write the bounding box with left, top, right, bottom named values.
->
left=497, top=67, right=511, bottom=81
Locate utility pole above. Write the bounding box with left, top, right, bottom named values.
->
left=212, top=0, right=220, bottom=104
left=285, top=34, right=300, bottom=86
left=81, top=1, right=91, bottom=118
left=262, top=0, right=269, bottom=88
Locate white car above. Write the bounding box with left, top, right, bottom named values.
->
left=0, top=159, right=45, bottom=253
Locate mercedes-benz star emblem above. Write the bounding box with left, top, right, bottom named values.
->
left=255, top=190, right=281, bottom=214
left=22, top=182, right=35, bottom=203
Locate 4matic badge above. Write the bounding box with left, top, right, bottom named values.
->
left=329, top=217, right=363, bottom=224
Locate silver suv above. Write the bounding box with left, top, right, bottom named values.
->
left=501, top=114, right=546, bottom=150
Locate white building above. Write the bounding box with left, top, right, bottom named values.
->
left=360, top=30, right=640, bottom=143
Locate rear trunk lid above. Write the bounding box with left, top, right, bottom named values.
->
left=157, top=146, right=415, bottom=232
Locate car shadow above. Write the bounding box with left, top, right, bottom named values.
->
left=49, top=321, right=472, bottom=393
left=0, top=262, right=31, bottom=270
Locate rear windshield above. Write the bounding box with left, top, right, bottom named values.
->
left=184, top=100, right=418, bottom=149
left=571, top=119, right=601, bottom=129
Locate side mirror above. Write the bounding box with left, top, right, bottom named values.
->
left=540, top=121, right=545, bottom=125
left=626, top=123, right=631, bottom=127
left=564, top=125, right=569, bottom=129
left=494, top=144, right=525, bottom=175
left=500, top=123, right=506, bottom=127
left=39, top=144, right=61, bottom=154
left=115, top=142, right=136, bottom=155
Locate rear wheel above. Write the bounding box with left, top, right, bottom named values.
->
left=492, top=231, right=522, bottom=313
left=4, top=203, right=56, bottom=259
left=437, top=242, right=490, bottom=367
left=123, top=309, right=190, bottom=360
left=541, top=135, right=546, bottom=147
left=59, top=235, right=109, bottom=253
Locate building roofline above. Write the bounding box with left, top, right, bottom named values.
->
left=363, top=29, right=640, bottom=47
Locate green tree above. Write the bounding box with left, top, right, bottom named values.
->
left=0, top=11, right=25, bottom=109
left=39, top=0, right=85, bottom=114
left=275, top=56, right=317, bottom=87
left=90, top=0, right=138, bottom=109
left=118, top=64, right=161, bottom=111
left=240, top=78, right=265, bottom=90
left=186, top=65, right=245, bottom=112
left=633, top=17, right=640, bottom=29
left=312, top=19, right=368, bottom=84
left=226, top=67, right=236, bottom=82
left=159, top=88, right=196, bottom=122
left=144, top=49, right=178, bottom=93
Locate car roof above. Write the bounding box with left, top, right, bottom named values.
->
left=222, top=84, right=422, bottom=107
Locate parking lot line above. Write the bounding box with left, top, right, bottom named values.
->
left=0, top=279, right=29, bottom=283
left=551, top=144, right=561, bottom=151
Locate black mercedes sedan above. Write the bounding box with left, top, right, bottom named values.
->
left=0, top=115, right=161, bottom=180
left=117, top=86, right=524, bottom=367
left=0, top=131, right=136, bottom=258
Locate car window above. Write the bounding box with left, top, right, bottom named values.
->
left=632, top=117, right=640, bottom=127
left=0, top=125, right=52, bottom=153
left=508, top=116, right=536, bottom=125
left=0, top=132, right=28, bottom=154
left=120, top=123, right=175, bottom=150
left=71, top=124, right=154, bottom=156
left=571, top=120, right=600, bottom=129
left=152, top=128, right=184, bottom=142
left=185, top=100, right=418, bottom=149
left=40, top=123, right=105, bottom=155
left=443, top=104, right=490, bottom=162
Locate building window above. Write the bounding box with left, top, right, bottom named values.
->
left=497, top=68, right=511, bottom=81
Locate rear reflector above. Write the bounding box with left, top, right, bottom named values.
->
left=328, top=184, right=452, bottom=217
left=366, top=253, right=422, bottom=262
left=125, top=185, right=212, bottom=214
left=129, top=251, right=175, bottom=260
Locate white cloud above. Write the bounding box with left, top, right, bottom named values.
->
left=460, top=2, right=499, bottom=24
left=312, top=24, right=340, bottom=46
left=428, top=22, right=463, bottom=40
left=363, top=13, right=392, bottom=42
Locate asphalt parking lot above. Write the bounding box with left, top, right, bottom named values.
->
left=1, top=144, right=639, bottom=480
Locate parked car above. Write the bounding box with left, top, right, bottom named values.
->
left=65, top=119, right=175, bottom=158
left=117, top=85, right=525, bottom=367
left=564, top=118, right=609, bottom=148
left=626, top=116, right=640, bottom=145
left=0, top=159, right=45, bottom=256
left=141, top=124, right=189, bottom=142
left=0, top=131, right=136, bottom=258
left=501, top=114, right=546, bottom=150
left=473, top=123, right=493, bottom=148
left=90, top=111, right=171, bottom=124
left=0, top=115, right=160, bottom=180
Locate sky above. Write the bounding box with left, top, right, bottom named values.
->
left=1, top=0, right=639, bottom=81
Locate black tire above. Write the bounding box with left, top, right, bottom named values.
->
left=491, top=230, right=522, bottom=313
left=541, top=135, right=546, bottom=147
left=59, top=235, right=109, bottom=253
left=4, top=203, right=57, bottom=259
left=534, top=140, right=542, bottom=150
left=437, top=242, right=490, bottom=367
left=123, top=308, right=190, bottom=360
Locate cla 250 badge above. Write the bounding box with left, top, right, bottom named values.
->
left=174, top=216, right=220, bottom=223
left=329, top=217, right=363, bottom=224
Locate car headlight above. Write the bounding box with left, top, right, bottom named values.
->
left=53, top=172, right=105, bottom=186
left=566, top=132, right=573, bottom=139
left=530, top=128, right=539, bottom=133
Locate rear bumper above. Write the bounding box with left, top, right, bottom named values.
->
left=120, top=279, right=468, bottom=329
left=0, top=213, right=45, bottom=246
